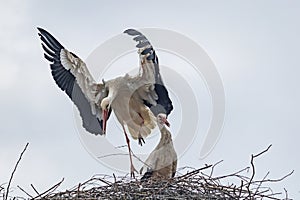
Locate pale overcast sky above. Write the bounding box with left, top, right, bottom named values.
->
left=1, top=0, right=300, bottom=198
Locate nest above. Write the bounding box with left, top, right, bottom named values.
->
left=2, top=144, right=293, bottom=200
left=30, top=165, right=291, bottom=200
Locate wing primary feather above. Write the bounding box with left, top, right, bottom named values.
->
left=44, top=53, right=54, bottom=62
left=52, top=71, right=66, bottom=86
left=39, top=34, right=58, bottom=52
left=38, top=27, right=64, bottom=49
left=136, top=41, right=150, bottom=48
left=50, top=63, right=63, bottom=71
left=58, top=72, right=71, bottom=89
left=51, top=66, right=65, bottom=77
left=41, top=43, right=56, bottom=57
left=133, top=35, right=147, bottom=42
left=124, top=29, right=142, bottom=36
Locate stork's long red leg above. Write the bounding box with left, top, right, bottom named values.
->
left=122, top=124, right=137, bottom=178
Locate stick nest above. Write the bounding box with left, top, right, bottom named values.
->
left=2, top=145, right=293, bottom=200
left=35, top=165, right=291, bottom=200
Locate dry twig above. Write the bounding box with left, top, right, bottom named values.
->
left=5, top=143, right=29, bottom=200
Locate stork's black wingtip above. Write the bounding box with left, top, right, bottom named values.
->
left=37, top=27, right=45, bottom=33
left=124, top=28, right=134, bottom=33
left=124, top=28, right=141, bottom=36
left=37, top=27, right=43, bottom=36
left=37, top=27, right=49, bottom=37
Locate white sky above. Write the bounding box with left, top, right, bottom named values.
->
left=1, top=0, right=300, bottom=198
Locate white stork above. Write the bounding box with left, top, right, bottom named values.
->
left=37, top=28, right=173, bottom=177
left=140, top=113, right=177, bottom=180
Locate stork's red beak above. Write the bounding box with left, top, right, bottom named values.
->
left=102, top=109, right=108, bottom=134
left=163, top=118, right=170, bottom=127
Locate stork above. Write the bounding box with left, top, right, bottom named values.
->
left=37, top=28, right=173, bottom=177
left=140, top=113, right=177, bottom=180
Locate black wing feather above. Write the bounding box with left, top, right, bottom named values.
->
left=38, top=28, right=63, bottom=49
left=41, top=43, right=56, bottom=57
left=123, top=29, right=142, bottom=36
left=44, top=53, right=54, bottom=62
left=133, top=35, right=147, bottom=42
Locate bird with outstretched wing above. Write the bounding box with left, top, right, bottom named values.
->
left=38, top=28, right=173, bottom=177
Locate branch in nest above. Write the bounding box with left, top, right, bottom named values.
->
left=31, top=178, right=64, bottom=199
left=5, top=142, right=29, bottom=200
left=247, top=144, right=272, bottom=196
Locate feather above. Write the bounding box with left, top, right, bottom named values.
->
left=123, top=29, right=142, bottom=36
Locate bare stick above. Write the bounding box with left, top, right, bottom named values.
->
left=251, top=170, right=294, bottom=185
left=32, top=178, right=64, bottom=199
left=247, top=144, right=272, bottom=196
left=253, top=144, right=272, bottom=159
left=209, top=160, right=223, bottom=178
left=5, top=142, right=29, bottom=200
left=251, top=171, right=270, bottom=197
left=97, top=153, right=129, bottom=159
left=17, top=185, right=33, bottom=198
left=179, top=164, right=212, bottom=179
left=30, top=184, right=40, bottom=195
left=284, top=188, right=288, bottom=200
left=113, top=173, right=117, bottom=183
left=211, top=166, right=250, bottom=181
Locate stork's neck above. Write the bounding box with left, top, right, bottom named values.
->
left=157, top=122, right=165, bottom=131
left=158, top=125, right=172, bottom=145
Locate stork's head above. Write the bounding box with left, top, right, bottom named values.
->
left=100, top=96, right=111, bottom=134
left=157, top=113, right=170, bottom=129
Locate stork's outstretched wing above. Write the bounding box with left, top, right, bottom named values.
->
left=38, top=27, right=111, bottom=135
left=124, top=29, right=173, bottom=116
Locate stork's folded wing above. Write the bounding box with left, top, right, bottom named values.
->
left=38, top=27, right=111, bottom=135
